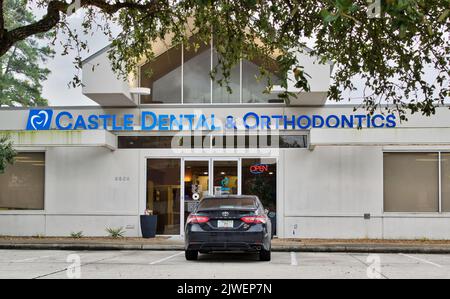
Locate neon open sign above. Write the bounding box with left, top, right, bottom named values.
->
left=250, top=164, right=269, bottom=175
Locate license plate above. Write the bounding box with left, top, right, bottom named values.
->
left=217, top=220, right=234, bottom=228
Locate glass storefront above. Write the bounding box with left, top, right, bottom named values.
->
left=139, top=37, right=283, bottom=105
left=140, top=46, right=182, bottom=104
left=147, top=157, right=278, bottom=235
left=147, top=159, right=181, bottom=235
left=242, top=158, right=277, bottom=234
left=184, top=160, right=210, bottom=221
left=242, top=158, right=277, bottom=212
left=213, top=160, right=238, bottom=196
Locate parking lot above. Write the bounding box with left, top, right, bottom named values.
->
left=1, top=249, right=449, bottom=279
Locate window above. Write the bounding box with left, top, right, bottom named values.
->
left=440, top=153, right=450, bottom=212
left=118, top=136, right=210, bottom=149
left=147, top=159, right=181, bottom=235
left=183, top=39, right=211, bottom=104
left=118, top=136, right=178, bottom=149
left=278, top=135, right=308, bottom=148
left=140, top=46, right=182, bottom=104
left=212, top=51, right=240, bottom=104
left=213, top=161, right=238, bottom=195
left=242, top=158, right=277, bottom=212
left=0, top=153, right=45, bottom=210
left=119, top=135, right=307, bottom=149
left=197, top=197, right=257, bottom=210
left=139, top=36, right=284, bottom=105
left=242, top=57, right=282, bottom=104
left=384, top=153, right=439, bottom=212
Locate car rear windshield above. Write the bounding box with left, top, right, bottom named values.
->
left=197, top=198, right=257, bottom=210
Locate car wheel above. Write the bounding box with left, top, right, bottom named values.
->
left=259, top=248, right=271, bottom=261
left=185, top=250, right=198, bottom=261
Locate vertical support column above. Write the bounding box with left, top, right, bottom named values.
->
left=439, top=152, right=442, bottom=214
left=180, top=159, right=185, bottom=238
left=238, top=158, right=242, bottom=195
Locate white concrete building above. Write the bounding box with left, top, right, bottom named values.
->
left=1, top=41, right=450, bottom=240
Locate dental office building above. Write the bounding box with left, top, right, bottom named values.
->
left=1, top=39, right=450, bottom=240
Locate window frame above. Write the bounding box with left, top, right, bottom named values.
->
left=137, top=40, right=285, bottom=106
left=383, top=150, right=450, bottom=215
left=0, top=151, right=46, bottom=214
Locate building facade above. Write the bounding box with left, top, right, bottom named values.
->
left=1, top=42, right=450, bottom=239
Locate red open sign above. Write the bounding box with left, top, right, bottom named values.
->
left=250, top=164, right=269, bottom=174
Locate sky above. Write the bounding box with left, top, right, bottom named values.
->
left=39, top=12, right=109, bottom=106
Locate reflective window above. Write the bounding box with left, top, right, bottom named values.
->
left=440, top=153, right=450, bottom=212
left=198, top=197, right=257, bottom=210
left=384, top=153, right=439, bottom=212
left=213, top=161, right=238, bottom=195
left=183, top=39, right=211, bottom=104
left=242, top=57, right=282, bottom=103
left=184, top=161, right=209, bottom=220
left=242, top=158, right=277, bottom=212
left=279, top=135, right=308, bottom=148
left=242, top=158, right=277, bottom=235
left=147, top=159, right=181, bottom=235
left=119, top=135, right=307, bottom=149
left=0, top=153, right=45, bottom=210
left=118, top=136, right=178, bottom=149
left=140, top=46, right=182, bottom=104
left=139, top=36, right=285, bottom=105
left=212, top=51, right=240, bottom=103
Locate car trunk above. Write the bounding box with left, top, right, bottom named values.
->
left=197, top=209, right=257, bottom=231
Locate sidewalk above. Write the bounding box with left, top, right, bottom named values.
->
left=1, top=237, right=450, bottom=253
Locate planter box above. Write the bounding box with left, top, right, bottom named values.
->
left=140, top=215, right=158, bottom=239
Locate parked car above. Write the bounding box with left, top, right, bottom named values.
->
left=184, top=195, right=272, bottom=261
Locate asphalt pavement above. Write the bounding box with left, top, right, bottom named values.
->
left=1, top=249, right=449, bottom=279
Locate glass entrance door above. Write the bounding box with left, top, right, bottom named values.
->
left=181, top=158, right=277, bottom=234
left=212, top=160, right=239, bottom=196
left=184, top=160, right=210, bottom=221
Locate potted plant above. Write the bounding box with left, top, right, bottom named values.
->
left=140, top=209, right=158, bottom=239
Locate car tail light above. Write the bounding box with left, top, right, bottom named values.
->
left=241, top=216, right=267, bottom=224
left=187, top=214, right=210, bottom=224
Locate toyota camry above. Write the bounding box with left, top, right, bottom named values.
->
left=185, top=195, right=272, bottom=261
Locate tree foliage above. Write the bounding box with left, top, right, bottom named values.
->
left=0, top=135, right=15, bottom=174
left=0, top=0, right=448, bottom=118
left=0, top=0, right=54, bottom=107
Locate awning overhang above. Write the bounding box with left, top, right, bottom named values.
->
left=2, top=130, right=117, bottom=151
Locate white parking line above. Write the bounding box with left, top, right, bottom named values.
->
left=399, top=253, right=443, bottom=268
left=290, top=252, right=298, bottom=266
left=149, top=252, right=184, bottom=265
left=12, top=255, right=52, bottom=263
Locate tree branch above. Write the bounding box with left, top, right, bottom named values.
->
left=0, top=0, right=164, bottom=57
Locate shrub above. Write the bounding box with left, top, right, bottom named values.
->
left=70, top=231, right=84, bottom=239
left=106, top=227, right=126, bottom=239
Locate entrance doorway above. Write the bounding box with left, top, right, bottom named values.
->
left=146, top=157, right=277, bottom=236
left=182, top=158, right=276, bottom=235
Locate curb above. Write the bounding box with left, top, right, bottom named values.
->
left=1, top=243, right=450, bottom=254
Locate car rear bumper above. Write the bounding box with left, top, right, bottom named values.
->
left=185, top=231, right=269, bottom=252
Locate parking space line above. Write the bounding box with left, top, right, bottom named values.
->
left=399, top=254, right=443, bottom=268
left=12, top=255, right=52, bottom=263
left=149, top=252, right=184, bottom=265
left=290, top=252, right=298, bottom=266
